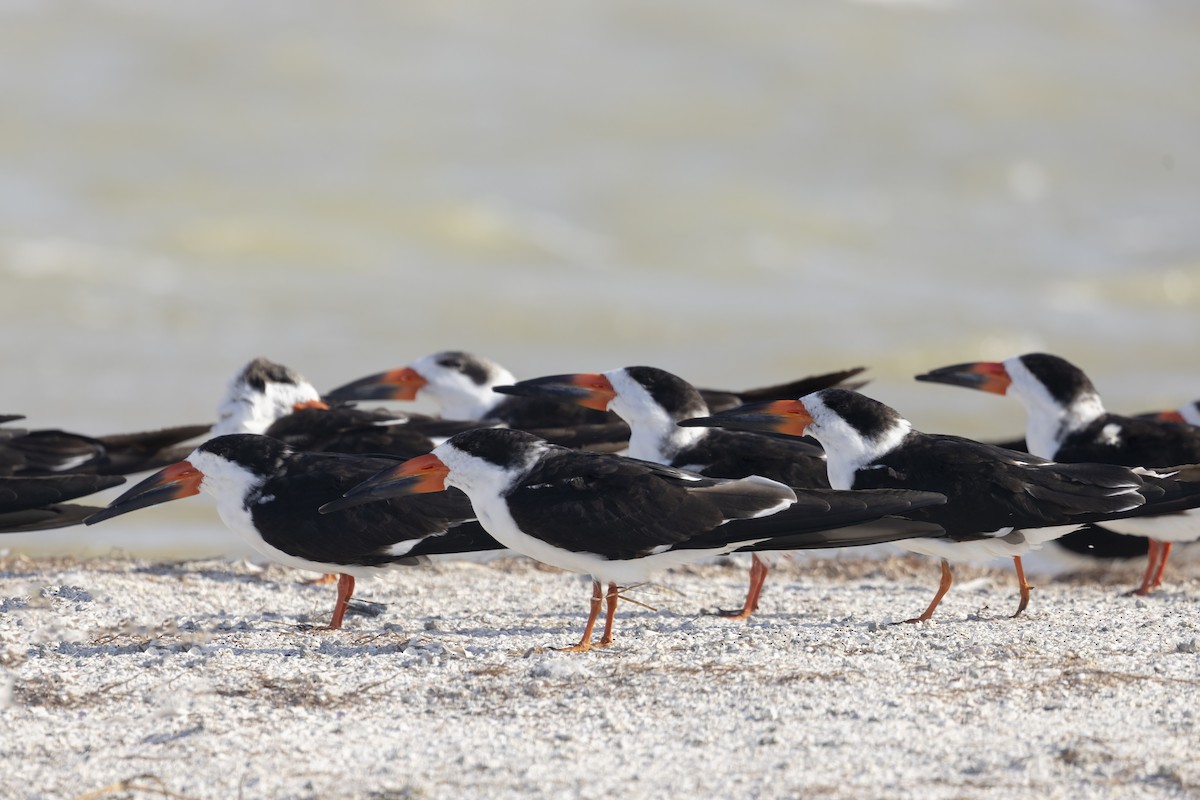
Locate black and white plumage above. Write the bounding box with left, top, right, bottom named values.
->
left=0, top=414, right=208, bottom=477
left=85, top=434, right=500, bottom=629
left=328, top=428, right=945, bottom=651
left=326, top=350, right=865, bottom=448
left=213, top=357, right=487, bottom=459
left=496, top=365, right=832, bottom=619
left=917, top=353, right=1200, bottom=594
left=0, top=473, right=125, bottom=532
left=325, top=351, right=619, bottom=431
left=681, top=389, right=1200, bottom=621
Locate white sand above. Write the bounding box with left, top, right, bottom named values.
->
left=1, top=553, right=1197, bottom=800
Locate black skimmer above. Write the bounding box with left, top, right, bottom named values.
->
left=681, top=388, right=1200, bottom=621
left=214, top=357, right=486, bottom=459
left=1, top=415, right=209, bottom=476
left=1, top=473, right=125, bottom=532
left=496, top=365, right=832, bottom=619
left=326, top=428, right=945, bottom=651
left=325, top=351, right=619, bottom=430
left=85, top=434, right=501, bottom=629
left=325, top=350, right=865, bottom=440
left=917, top=353, right=1200, bottom=595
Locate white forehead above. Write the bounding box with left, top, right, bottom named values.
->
left=799, top=392, right=842, bottom=431
left=434, top=437, right=546, bottom=494
left=188, top=447, right=265, bottom=500
left=1001, top=355, right=1059, bottom=409
left=213, top=373, right=321, bottom=435
left=605, top=368, right=661, bottom=419
left=801, top=391, right=911, bottom=451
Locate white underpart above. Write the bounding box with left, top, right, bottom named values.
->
left=409, top=353, right=517, bottom=420
left=892, top=524, right=1082, bottom=562
left=213, top=377, right=322, bottom=436
left=187, top=449, right=384, bottom=578
left=605, top=368, right=706, bottom=463
left=1098, top=507, right=1200, bottom=543
left=435, top=441, right=766, bottom=585
left=800, top=393, right=912, bottom=491
left=1003, top=356, right=1105, bottom=459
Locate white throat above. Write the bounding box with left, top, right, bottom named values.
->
left=803, top=396, right=912, bottom=490
left=606, top=370, right=706, bottom=464
left=1003, top=357, right=1105, bottom=459
left=188, top=449, right=268, bottom=535
left=411, top=354, right=516, bottom=421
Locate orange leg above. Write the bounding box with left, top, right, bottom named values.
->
left=719, top=554, right=769, bottom=621
left=1149, top=541, right=1173, bottom=591
left=902, top=559, right=953, bottom=624
left=1012, top=556, right=1031, bottom=618
left=1129, top=539, right=1163, bottom=597
left=558, top=580, right=603, bottom=653
left=326, top=573, right=356, bottom=630
left=303, top=573, right=339, bottom=586
left=596, top=583, right=619, bottom=647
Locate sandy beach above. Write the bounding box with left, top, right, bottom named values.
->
left=2, top=552, right=1196, bottom=799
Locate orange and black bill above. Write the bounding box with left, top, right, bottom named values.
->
left=324, top=367, right=428, bottom=402
left=84, top=461, right=203, bottom=525
left=915, top=361, right=1012, bottom=395
left=320, top=453, right=450, bottom=514
left=494, top=373, right=616, bottom=411
left=678, top=399, right=813, bottom=438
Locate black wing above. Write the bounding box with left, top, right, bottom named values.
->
left=0, top=504, right=108, bottom=533
left=0, top=474, right=125, bottom=513
left=0, top=422, right=208, bottom=476
left=679, top=428, right=830, bottom=488
left=251, top=451, right=478, bottom=567
left=1058, top=414, right=1200, bottom=468
left=709, top=487, right=947, bottom=551
left=854, top=432, right=1148, bottom=538
left=504, top=449, right=793, bottom=560
left=265, top=406, right=438, bottom=459
left=398, top=521, right=505, bottom=560
left=699, top=366, right=868, bottom=412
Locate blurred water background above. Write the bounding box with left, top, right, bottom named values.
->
left=2, top=0, right=1198, bottom=558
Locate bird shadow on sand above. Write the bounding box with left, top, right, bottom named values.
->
left=132, top=560, right=281, bottom=586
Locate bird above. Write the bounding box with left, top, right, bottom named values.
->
left=495, top=365, right=832, bottom=619
left=1, top=414, right=209, bottom=477
left=325, top=351, right=620, bottom=431
left=214, top=357, right=487, bottom=458
left=325, top=350, right=866, bottom=444
left=85, top=434, right=501, bottom=629
left=680, top=388, right=1200, bottom=622
left=212, top=356, right=499, bottom=591
left=1, top=473, right=126, bottom=532
left=916, top=352, right=1200, bottom=595
left=324, top=427, right=946, bottom=651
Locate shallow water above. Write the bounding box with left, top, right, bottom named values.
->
left=2, top=0, right=1198, bottom=556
